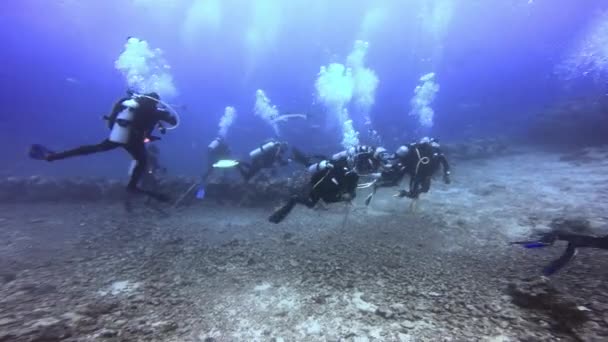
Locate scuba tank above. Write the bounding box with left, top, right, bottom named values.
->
left=308, top=160, right=333, bottom=173
left=208, top=138, right=221, bottom=150
left=249, top=141, right=278, bottom=159
left=109, top=98, right=139, bottom=144
left=395, top=145, right=410, bottom=158
left=373, top=147, right=387, bottom=160
left=332, top=150, right=349, bottom=161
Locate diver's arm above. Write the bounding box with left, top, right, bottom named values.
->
left=158, top=109, right=178, bottom=126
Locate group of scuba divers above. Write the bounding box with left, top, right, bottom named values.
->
left=29, top=92, right=608, bottom=277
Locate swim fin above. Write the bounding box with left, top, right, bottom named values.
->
left=365, top=193, right=374, bottom=206
left=196, top=187, right=206, bottom=200
left=268, top=200, right=297, bottom=224
left=28, top=144, right=54, bottom=160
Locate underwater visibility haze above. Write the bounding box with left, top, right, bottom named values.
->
left=1, top=0, right=608, bottom=341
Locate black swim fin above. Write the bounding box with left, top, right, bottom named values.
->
left=365, top=193, right=374, bottom=206
left=130, top=188, right=171, bottom=203
left=28, top=144, right=55, bottom=160
left=291, top=147, right=311, bottom=167
left=268, top=200, right=297, bottom=224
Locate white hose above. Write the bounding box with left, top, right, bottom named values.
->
left=135, top=94, right=181, bottom=130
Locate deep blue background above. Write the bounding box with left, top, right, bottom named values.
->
left=0, top=0, right=606, bottom=178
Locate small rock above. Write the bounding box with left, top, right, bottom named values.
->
left=0, top=273, right=16, bottom=284
left=312, top=295, right=327, bottom=305
left=397, top=333, right=412, bottom=342
left=78, top=300, right=119, bottom=318
left=0, top=332, right=16, bottom=342
left=400, top=320, right=416, bottom=330
left=152, top=320, right=178, bottom=333
left=61, top=312, right=96, bottom=332
left=485, top=335, right=512, bottom=342
left=0, top=317, right=16, bottom=327
left=352, top=292, right=377, bottom=314
left=376, top=307, right=395, bottom=319
left=289, top=260, right=299, bottom=267
left=427, top=292, right=441, bottom=297
left=24, top=317, right=71, bottom=341
left=390, top=303, right=407, bottom=314
left=98, top=328, right=118, bottom=338
left=283, top=233, right=294, bottom=240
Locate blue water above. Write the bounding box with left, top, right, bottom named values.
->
left=1, top=0, right=607, bottom=178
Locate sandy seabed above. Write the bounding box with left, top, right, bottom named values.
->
left=1, top=146, right=607, bottom=342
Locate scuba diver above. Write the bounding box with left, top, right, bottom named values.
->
left=29, top=92, right=178, bottom=202
left=395, top=137, right=451, bottom=200
left=512, top=230, right=608, bottom=276
left=202, top=136, right=231, bottom=182
left=268, top=158, right=359, bottom=224
left=237, top=140, right=289, bottom=182
left=294, top=144, right=388, bottom=174
left=364, top=145, right=411, bottom=206
left=344, top=145, right=388, bottom=175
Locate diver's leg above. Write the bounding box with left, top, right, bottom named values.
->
left=269, top=196, right=299, bottom=223
left=408, top=177, right=422, bottom=199
left=124, top=142, right=148, bottom=191
left=543, top=243, right=578, bottom=276
left=365, top=182, right=380, bottom=206
left=202, top=165, right=214, bottom=183
left=47, top=139, right=120, bottom=161
left=420, top=177, right=432, bottom=193
left=237, top=162, right=254, bottom=181
left=558, top=234, right=608, bottom=250
left=124, top=143, right=169, bottom=202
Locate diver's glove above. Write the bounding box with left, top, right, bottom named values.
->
left=443, top=172, right=451, bottom=184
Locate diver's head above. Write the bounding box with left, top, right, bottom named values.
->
left=373, top=147, right=387, bottom=160
left=419, top=137, right=431, bottom=144
left=396, top=145, right=410, bottom=157
left=136, top=92, right=160, bottom=109
left=145, top=92, right=160, bottom=101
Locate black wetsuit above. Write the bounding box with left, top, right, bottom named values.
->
left=538, top=233, right=608, bottom=275
left=351, top=145, right=381, bottom=175
left=398, top=143, right=450, bottom=199
left=268, top=162, right=359, bottom=223
left=202, top=139, right=231, bottom=182
left=237, top=143, right=287, bottom=182
left=46, top=96, right=176, bottom=197
left=364, top=153, right=410, bottom=205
